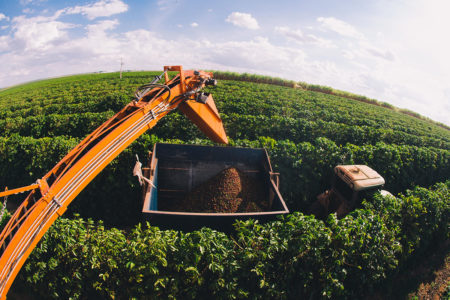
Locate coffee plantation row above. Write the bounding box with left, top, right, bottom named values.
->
left=1, top=73, right=449, bottom=144
left=0, top=71, right=449, bottom=298
left=2, top=181, right=447, bottom=299
left=1, top=105, right=448, bottom=149
left=0, top=134, right=447, bottom=226
left=212, top=71, right=449, bottom=130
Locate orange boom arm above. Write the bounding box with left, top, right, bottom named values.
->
left=0, top=66, right=227, bottom=298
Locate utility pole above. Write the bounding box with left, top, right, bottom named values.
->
left=120, top=57, right=124, bottom=79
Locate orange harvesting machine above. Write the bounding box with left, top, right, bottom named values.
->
left=0, top=66, right=228, bottom=298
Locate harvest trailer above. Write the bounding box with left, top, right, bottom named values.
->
left=138, top=143, right=289, bottom=231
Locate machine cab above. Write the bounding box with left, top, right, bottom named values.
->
left=332, top=165, right=386, bottom=208
left=311, top=165, right=387, bottom=219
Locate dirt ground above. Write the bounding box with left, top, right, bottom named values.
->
left=367, top=240, right=449, bottom=299
left=408, top=249, right=449, bottom=300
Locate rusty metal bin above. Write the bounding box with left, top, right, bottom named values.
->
left=141, top=143, right=289, bottom=231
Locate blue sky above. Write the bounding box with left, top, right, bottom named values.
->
left=0, top=0, right=449, bottom=125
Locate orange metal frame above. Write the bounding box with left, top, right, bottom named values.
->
left=0, top=66, right=227, bottom=298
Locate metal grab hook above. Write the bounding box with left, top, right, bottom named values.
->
left=133, top=154, right=156, bottom=188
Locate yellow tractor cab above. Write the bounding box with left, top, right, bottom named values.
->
left=310, top=165, right=391, bottom=219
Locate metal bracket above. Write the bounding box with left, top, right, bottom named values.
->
left=133, top=155, right=156, bottom=188
left=52, top=197, right=62, bottom=208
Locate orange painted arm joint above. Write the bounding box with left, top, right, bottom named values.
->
left=0, top=184, right=39, bottom=198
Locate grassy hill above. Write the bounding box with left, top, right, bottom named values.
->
left=0, top=71, right=448, bottom=299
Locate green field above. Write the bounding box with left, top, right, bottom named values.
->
left=0, top=71, right=449, bottom=298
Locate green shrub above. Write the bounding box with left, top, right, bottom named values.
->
left=0, top=134, right=447, bottom=225
left=15, top=182, right=449, bottom=299
left=1, top=71, right=449, bottom=298
left=0, top=202, right=10, bottom=231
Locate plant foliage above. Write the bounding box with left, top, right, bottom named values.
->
left=0, top=71, right=448, bottom=298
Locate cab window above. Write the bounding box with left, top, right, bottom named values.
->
left=334, top=175, right=353, bottom=200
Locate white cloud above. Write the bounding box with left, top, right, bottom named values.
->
left=275, top=26, right=305, bottom=41
left=354, top=63, right=450, bottom=125
left=87, top=19, right=118, bottom=34
left=0, top=13, right=9, bottom=22
left=157, top=0, right=179, bottom=11
left=226, top=12, right=259, bottom=30
left=0, top=25, right=329, bottom=92
left=313, top=17, right=395, bottom=63
left=20, top=0, right=47, bottom=5
left=190, top=22, right=198, bottom=28
left=340, top=37, right=396, bottom=63
left=0, top=35, right=11, bottom=52
left=22, top=8, right=34, bottom=14
left=275, top=26, right=335, bottom=48
left=343, top=45, right=396, bottom=62
left=0, top=13, right=9, bottom=21
left=65, top=0, right=128, bottom=20
left=0, top=23, right=448, bottom=125
left=365, top=47, right=395, bottom=61
left=317, top=17, right=364, bottom=39
left=72, top=19, right=121, bottom=55
left=12, top=15, right=75, bottom=51
left=205, top=37, right=307, bottom=72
